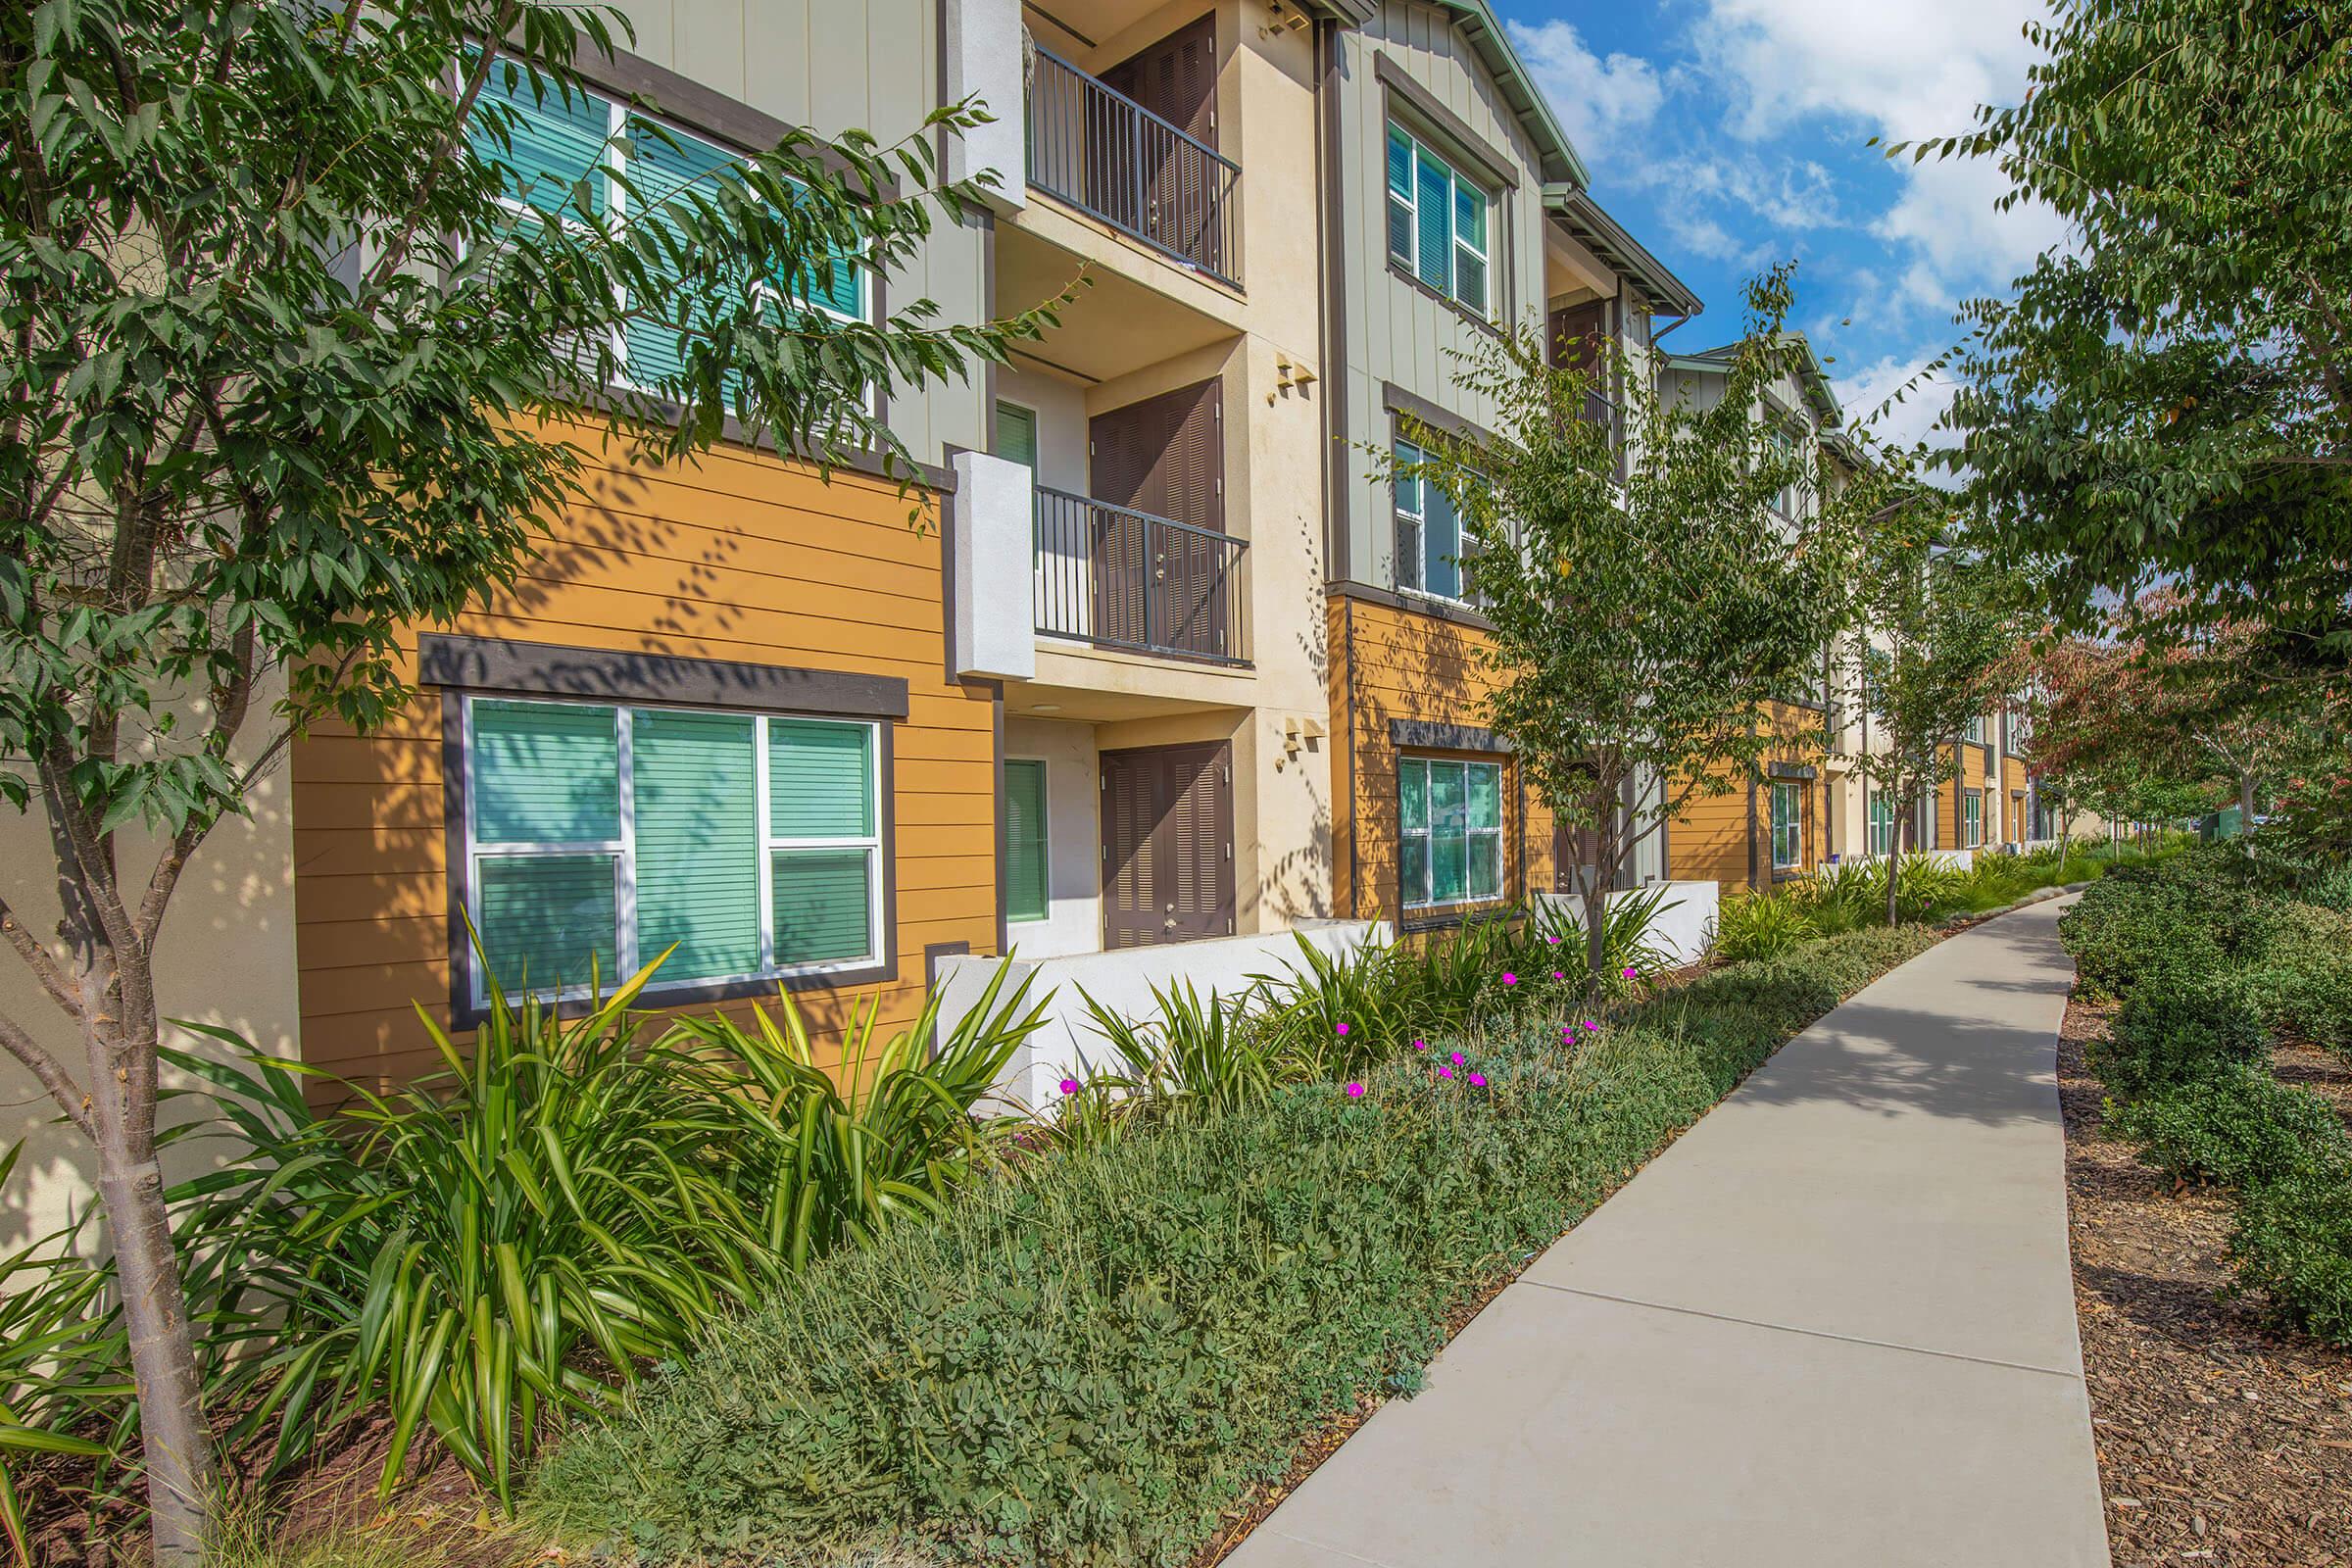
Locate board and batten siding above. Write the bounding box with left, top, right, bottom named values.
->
left=1327, top=594, right=1562, bottom=924
left=595, top=0, right=988, bottom=468
left=290, top=424, right=997, bottom=1090
left=1330, top=0, right=1551, bottom=593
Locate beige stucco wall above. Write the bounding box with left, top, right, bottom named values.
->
left=0, top=667, right=300, bottom=1255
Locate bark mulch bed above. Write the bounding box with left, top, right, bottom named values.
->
left=2060, top=993, right=2352, bottom=1567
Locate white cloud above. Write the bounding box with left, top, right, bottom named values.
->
left=1838, top=347, right=1963, bottom=454
left=1505, top=20, right=1666, bottom=168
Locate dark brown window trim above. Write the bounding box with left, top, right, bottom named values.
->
left=435, top=666, right=903, bottom=1031
left=1390, top=718, right=1512, bottom=754
left=419, top=634, right=911, bottom=718
left=1374, top=53, right=1522, bottom=192
left=1385, top=257, right=1503, bottom=339
left=1329, top=578, right=1497, bottom=634
left=1384, top=381, right=1497, bottom=447
left=570, top=45, right=901, bottom=196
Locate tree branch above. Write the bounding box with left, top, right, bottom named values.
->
left=0, top=891, right=82, bottom=1024
left=0, top=1009, right=94, bottom=1142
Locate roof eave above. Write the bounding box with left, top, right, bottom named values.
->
left=1544, top=185, right=1703, bottom=318
left=1437, top=1, right=1591, bottom=189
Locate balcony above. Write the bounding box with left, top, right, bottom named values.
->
left=1026, top=46, right=1241, bottom=288
left=1034, top=484, right=1250, bottom=666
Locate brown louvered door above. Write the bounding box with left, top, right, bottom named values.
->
left=1101, top=14, right=1219, bottom=271
left=1101, top=742, right=1233, bottom=948
left=1089, top=378, right=1225, bottom=659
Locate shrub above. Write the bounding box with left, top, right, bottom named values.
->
left=1788, top=860, right=1882, bottom=936
left=1081, top=978, right=1283, bottom=1114
left=2090, top=969, right=2268, bottom=1099
left=529, top=926, right=1941, bottom=1566
left=1710, top=890, right=1817, bottom=962
left=2229, top=1169, right=2352, bottom=1346
left=2105, top=1069, right=2352, bottom=1188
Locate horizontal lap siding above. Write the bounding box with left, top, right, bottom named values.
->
left=290, top=426, right=996, bottom=1091
left=1328, top=597, right=1559, bottom=925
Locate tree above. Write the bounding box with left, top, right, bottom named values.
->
left=1914, top=0, right=2352, bottom=686
left=1396, top=270, right=1856, bottom=980
left=1839, top=462, right=2030, bottom=926
left=0, top=1, right=1055, bottom=1556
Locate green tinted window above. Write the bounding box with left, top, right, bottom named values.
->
left=1004, top=759, right=1049, bottom=924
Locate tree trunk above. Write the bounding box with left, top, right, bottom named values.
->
left=82, top=988, right=216, bottom=1562
left=1886, top=801, right=1906, bottom=928
left=2237, top=772, right=2257, bottom=826
left=1583, top=861, right=1609, bottom=984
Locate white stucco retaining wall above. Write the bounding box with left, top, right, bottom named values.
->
left=1534, top=880, right=1720, bottom=968
left=938, top=920, right=1387, bottom=1110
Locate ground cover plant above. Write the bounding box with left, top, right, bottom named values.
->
left=2061, top=843, right=2352, bottom=1344
left=529, top=924, right=1945, bottom=1566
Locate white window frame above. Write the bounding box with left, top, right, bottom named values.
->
left=463, top=694, right=885, bottom=1007
left=1398, top=755, right=1505, bottom=910
left=1392, top=436, right=1481, bottom=607
left=1386, top=122, right=1493, bottom=318
left=1770, top=780, right=1803, bottom=872
left=1962, top=789, right=1984, bottom=849
left=1868, top=792, right=1895, bottom=858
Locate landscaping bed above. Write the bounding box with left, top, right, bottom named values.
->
left=2061, top=996, right=2352, bottom=1564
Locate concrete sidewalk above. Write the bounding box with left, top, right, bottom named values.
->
left=1228, top=899, right=2109, bottom=1568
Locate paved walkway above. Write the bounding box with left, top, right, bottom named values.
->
left=1229, top=898, right=2108, bottom=1568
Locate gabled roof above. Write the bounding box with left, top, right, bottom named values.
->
left=1544, top=186, right=1703, bottom=318
left=1660, top=332, right=1843, bottom=426
left=1426, top=1, right=1590, bottom=189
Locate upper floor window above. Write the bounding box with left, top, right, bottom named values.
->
left=1769, top=424, right=1805, bottom=517
left=1393, top=437, right=1478, bottom=604
left=1963, top=714, right=1987, bottom=744
left=467, top=64, right=870, bottom=397
left=1386, top=123, right=1490, bottom=318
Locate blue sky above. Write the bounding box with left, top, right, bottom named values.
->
left=1497, top=0, right=2066, bottom=446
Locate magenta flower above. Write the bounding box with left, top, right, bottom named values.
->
left=1412, top=1037, right=1429, bottom=1051
left=1623, top=965, right=1638, bottom=980
left=1437, top=1064, right=1456, bottom=1080
left=1336, top=1021, right=1350, bottom=1036
left=1552, top=970, right=1565, bottom=981
left=1546, top=935, right=1562, bottom=945
left=1346, top=1082, right=1365, bottom=1099
left=1059, top=1077, right=1081, bottom=1096
left=1448, top=1049, right=1465, bottom=1065
left=1468, top=1072, right=1488, bottom=1089
left=1502, top=971, right=1518, bottom=985
left=1582, top=1019, right=1600, bottom=1034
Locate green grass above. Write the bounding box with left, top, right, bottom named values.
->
left=529, top=925, right=1943, bottom=1567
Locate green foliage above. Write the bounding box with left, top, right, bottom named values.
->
left=2093, top=969, right=2268, bottom=1099
left=1709, top=891, right=1817, bottom=963
left=1080, top=980, right=1283, bottom=1117
left=163, top=953, right=1045, bottom=1509
left=2229, top=1172, right=2352, bottom=1346
left=1920, top=0, right=2352, bottom=676
left=0, top=1151, right=122, bottom=1563
left=1786, top=860, right=1881, bottom=935
left=1385, top=267, right=1857, bottom=975
left=1595, top=884, right=1685, bottom=979
left=529, top=925, right=1940, bottom=1566
left=2106, top=1069, right=2352, bottom=1189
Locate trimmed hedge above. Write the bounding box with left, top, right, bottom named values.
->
left=531, top=926, right=1942, bottom=1566
left=2061, top=850, right=2352, bottom=1346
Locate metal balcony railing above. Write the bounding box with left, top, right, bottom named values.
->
left=1026, top=47, right=1241, bottom=287
left=1034, top=485, right=1250, bottom=665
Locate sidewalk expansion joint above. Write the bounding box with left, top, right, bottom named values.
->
left=1520, top=1279, right=2082, bottom=1381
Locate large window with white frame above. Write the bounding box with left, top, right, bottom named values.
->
left=466, top=62, right=870, bottom=398
left=1868, top=792, right=1895, bottom=857
left=1962, top=789, right=1984, bottom=848
left=1770, top=780, right=1804, bottom=872
left=462, top=696, right=883, bottom=1004
left=1386, top=122, right=1492, bottom=317
left=1398, top=756, right=1504, bottom=909
left=1393, top=436, right=1480, bottom=603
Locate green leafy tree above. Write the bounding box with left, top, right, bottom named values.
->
left=0, top=0, right=1055, bottom=1555
left=1911, top=0, right=2352, bottom=683
left=1840, top=463, right=2031, bottom=925
left=1395, top=270, right=1856, bottom=979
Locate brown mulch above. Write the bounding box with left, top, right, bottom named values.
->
left=2060, top=994, right=2352, bottom=1566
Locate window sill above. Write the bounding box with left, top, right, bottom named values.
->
left=1399, top=897, right=1512, bottom=934
left=452, top=957, right=892, bottom=1032
left=1386, top=257, right=1501, bottom=340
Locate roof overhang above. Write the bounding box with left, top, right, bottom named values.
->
left=1432, top=1, right=1589, bottom=189
left=1544, top=185, right=1702, bottom=318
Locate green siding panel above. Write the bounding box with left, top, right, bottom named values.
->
left=477, top=854, right=618, bottom=994
left=633, top=710, right=760, bottom=983
left=770, top=720, right=875, bottom=839
left=472, top=701, right=619, bottom=845
left=773, top=848, right=873, bottom=964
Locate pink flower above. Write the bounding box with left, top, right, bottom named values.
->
left=1438, top=1064, right=1455, bottom=1079
left=1552, top=970, right=1565, bottom=981
left=1468, top=1072, right=1488, bottom=1088
left=1581, top=1019, right=1600, bottom=1034
left=1346, top=1082, right=1365, bottom=1099
left=1412, top=1037, right=1429, bottom=1052
left=1336, top=1021, right=1350, bottom=1036
left=1059, top=1077, right=1081, bottom=1096
left=1502, top=972, right=1518, bottom=985
left=1622, top=966, right=1638, bottom=980
left=1546, top=935, right=1562, bottom=945
left=1448, top=1050, right=1465, bottom=1065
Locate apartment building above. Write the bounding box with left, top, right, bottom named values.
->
left=1652, top=334, right=1844, bottom=893
left=1317, top=0, right=1702, bottom=931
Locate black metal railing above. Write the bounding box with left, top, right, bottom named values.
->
left=1034, top=485, right=1250, bottom=665
left=1026, top=47, right=1242, bottom=287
